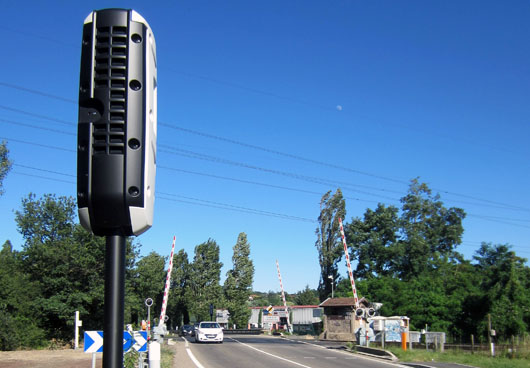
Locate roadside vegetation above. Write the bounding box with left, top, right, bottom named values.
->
left=0, top=144, right=529, bottom=356
left=317, top=182, right=530, bottom=348
left=388, top=346, right=530, bottom=368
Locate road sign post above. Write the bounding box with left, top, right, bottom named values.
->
left=84, top=331, right=148, bottom=353
left=74, top=311, right=82, bottom=350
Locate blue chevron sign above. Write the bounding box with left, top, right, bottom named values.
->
left=84, top=331, right=147, bottom=353
left=123, top=331, right=148, bottom=352
left=84, top=331, right=103, bottom=353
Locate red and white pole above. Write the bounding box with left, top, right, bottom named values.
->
left=276, top=259, right=291, bottom=332
left=159, top=236, right=176, bottom=326
left=339, top=218, right=359, bottom=308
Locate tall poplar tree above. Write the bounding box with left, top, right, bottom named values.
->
left=168, top=249, right=191, bottom=326
left=315, top=189, right=345, bottom=302
left=224, top=232, right=254, bottom=328
left=189, top=239, right=223, bottom=321
left=0, top=140, right=12, bottom=197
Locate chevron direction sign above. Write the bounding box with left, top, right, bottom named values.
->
left=124, top=331, right=148, bottom=352
left=84, top=331, right=147, bottom=353
left=84, top=331, right=103, bottom=353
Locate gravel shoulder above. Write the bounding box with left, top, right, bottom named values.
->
left=0, top=349, right=102, bottom=368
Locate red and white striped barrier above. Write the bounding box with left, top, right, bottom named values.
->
left=158, top=236, right=176, bottom=326
left=339, top=218, right=359, bottom=308
left=276, top=259, right=291, bottom=331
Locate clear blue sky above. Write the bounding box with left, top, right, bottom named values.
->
left=1, top=0, right=529, bottom=293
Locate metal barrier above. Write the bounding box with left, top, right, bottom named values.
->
left=223, top=329, right=263, bottom=335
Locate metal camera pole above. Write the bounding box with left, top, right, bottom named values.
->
left=145, top=298, right=153, bottom=343
left=104, top=235, right=126, bottom=368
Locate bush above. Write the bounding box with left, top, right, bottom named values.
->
left=0, top=311, right=46, bottom=350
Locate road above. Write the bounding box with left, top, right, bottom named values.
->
left=177, top=334, right=409, bottom=368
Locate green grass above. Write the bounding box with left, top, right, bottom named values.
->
left=387, top=347, right=530, bottom=368
left=161, top=343, right=175, bottom=368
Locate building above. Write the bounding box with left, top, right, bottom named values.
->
left=249, top=305, right=322, bottom=333
left=319, top=297, right=372, bottom=341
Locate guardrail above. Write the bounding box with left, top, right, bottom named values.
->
left=223, top=329, right=263, bottom=335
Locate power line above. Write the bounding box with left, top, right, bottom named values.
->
left=12, top=171, right=75, bottom=185
left=158, top=192, right=316, bottom=223
left=5, top=132, right=530, bottom=225
left=158, top=165, right=377, bottom=204
left=168, top=69, right=336, bottom=112
left=0, top=118, right=76, bottom=136
left=12, top=161, right=530, bottom=230
left=9, top=169, right=316, bottom=224
left=0, top=104, right=75, bottom=127
left=160, top=145, right=401, bottom=202
left=0, top=81, right=77, bottom=104
left=1, top=81, right=528, bottom=213
left=0, top=136, right=75, bottom=153
left=159, top=121, right=409, bottom=185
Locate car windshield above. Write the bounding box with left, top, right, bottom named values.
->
left=200, top=322, right=220, bottom=329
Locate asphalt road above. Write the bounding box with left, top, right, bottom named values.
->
left=178, top=334, right=410, bottom=368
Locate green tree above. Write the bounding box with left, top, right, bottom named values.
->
left=0, top=241, right=45, bottom=349
left=396, top=179, right=465, bottom=279
left=294, top=285, right=319, bottom=305
left=473, top=243, right=530, bottom=338
left=0, top=140, right=12, bottom=197
left=315, top=189, right=346, bottom=302
left=14, top=193, right=139, bottom=340
left=265, top=291, right=282, bottom=306
left=168, top=249, right=191, bottom=327
left=346, top=180, right=465, bottom=281
left=224, top=232, right=254, bottom=328
left=346, top=204, right=399, bottom=279
left=131, top=252, right=166, bottom=326
left=189, top=239, right=223, bottom=321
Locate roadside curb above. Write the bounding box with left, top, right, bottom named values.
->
left=351, top=345, right=399, bottom=361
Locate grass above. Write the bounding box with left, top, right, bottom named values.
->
left=161, top=342, right=175, bottom=368
left=387, top=347, right=530, bottom=368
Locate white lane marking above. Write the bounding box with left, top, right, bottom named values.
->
left=229, top=337, right=314, bottom=368
left=291, top=340, right=410, bottom=367
left=181, top=337, right=206, bottom=368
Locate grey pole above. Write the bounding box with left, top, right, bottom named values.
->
left=103, top=235, right=126, bottom=368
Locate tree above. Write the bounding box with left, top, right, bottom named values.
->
left=346, top=179, right=465, bottom=281
left=315, top=189, right=345, bottom=302
left=346, top=204, right=399, bottom=279
left=396, top=179, right=465, bottom=279
left=224, top=233, right=254, bottom=328
left=473, top=243, right=530, bottom=338
left=131, top=252, right=166, bottom=326
left=294, top=285, right=319, bottom=305
left=0, top=241, right=45, bottom=349
left=0, top=140, right=12, bottom=197
left=168, top=249, right=192, bottom=327
left=188, top=239, right=223, bottom=321
left=14, top=193, right=139, bottom=340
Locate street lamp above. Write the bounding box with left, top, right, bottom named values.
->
left=328, top=275, right=334, bottom=298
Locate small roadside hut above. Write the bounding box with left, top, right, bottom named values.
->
left=319, top=297, right=371, bottom=341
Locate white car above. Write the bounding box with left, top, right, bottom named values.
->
left=194, top=321, right=224, bottom=343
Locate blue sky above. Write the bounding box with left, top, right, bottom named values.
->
left=1, top=0, right=529, bottom=294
